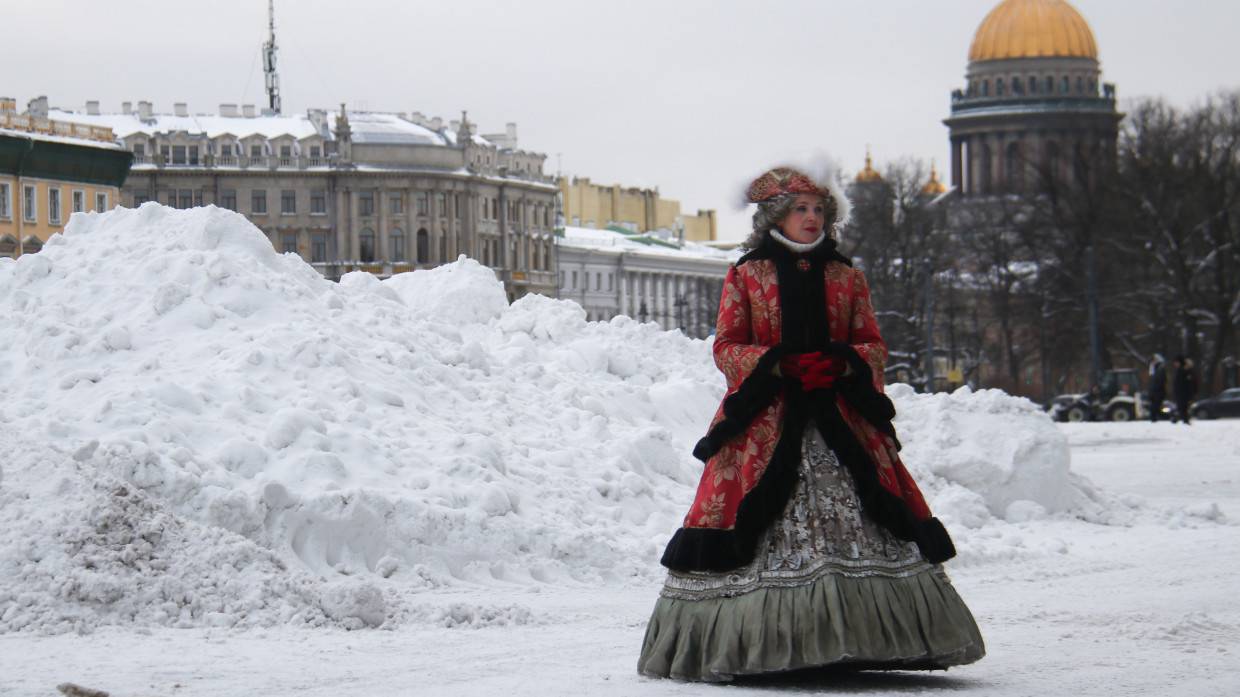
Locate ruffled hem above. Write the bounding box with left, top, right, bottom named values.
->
left=636, top=566, right=985, bottom=682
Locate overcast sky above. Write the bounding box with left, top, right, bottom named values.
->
left=9, top=0, right=1240, bottom=240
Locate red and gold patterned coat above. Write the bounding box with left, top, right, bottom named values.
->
left=660, top=240, right=954, bottom=572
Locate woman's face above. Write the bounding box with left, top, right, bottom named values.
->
left=778, top=194, right=827, bottom=244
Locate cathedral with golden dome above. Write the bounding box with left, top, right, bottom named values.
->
left=943, top=0, right=1121, bottom=196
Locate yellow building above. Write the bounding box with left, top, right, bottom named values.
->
left=1, top=97, right=131, bottom=258
left=558, top=176, right=716, bottom=242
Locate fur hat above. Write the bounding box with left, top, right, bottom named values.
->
left=744, top=165, right=851, bottom=229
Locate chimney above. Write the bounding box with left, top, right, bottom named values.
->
left=410, top=111, right=425, bottom=126
left=430, top=116, right=443, bottom=131
left=220, top=103, right=238, bottom=117
left=86, top=100, right=101, bottom=115
left=137, top=100, right=153, bottom=121
left=242, top=104, right=256, bottom=118
left=173, top=102, right=188, bottom=117
left=506, top=122, right=517, bottom=144
left=122, top=101, right=132, bottom=115
left=27, top=95, right=49, bottom=118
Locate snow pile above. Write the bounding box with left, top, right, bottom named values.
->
left=0, top=204, right=1125, bottom=633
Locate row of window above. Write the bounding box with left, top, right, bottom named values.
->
left=134, top=142, right=324, bottom=165
left=562, top=269, right=616, bottom=292
left=970, top=74, right=1097, bottom=98
left=0, top=182, right=108, bottom=225
left=273, top=226, right=554, bottom=272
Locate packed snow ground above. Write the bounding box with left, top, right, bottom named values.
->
left=1, top=206, right=1238, bottom=695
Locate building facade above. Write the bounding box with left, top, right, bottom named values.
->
left=556, top=226, right=734, bottom=338
left=558, top=176, right=717, bottom=243
left=0, top=97, right=130, bottom=258
left=47, top=98, right=558, bottom=300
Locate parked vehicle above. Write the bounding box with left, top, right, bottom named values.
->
left=1049, top=369, right=1144, bottom=422
left=1190, top=387, right=1240, bottom=420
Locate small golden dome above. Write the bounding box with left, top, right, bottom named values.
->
left=921, top=161, right=948, bottom=196
left=969, top=0, right=1098, bottom=62
left=855, top=149, right=883, bottom=184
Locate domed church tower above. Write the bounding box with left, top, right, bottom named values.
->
left=944, top=0, right=1121, bottom=196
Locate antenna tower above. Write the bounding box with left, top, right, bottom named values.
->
left=263, top=0, right=281, bottom=114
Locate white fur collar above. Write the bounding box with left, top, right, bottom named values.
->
left=770, top=229, right=826, bottom=253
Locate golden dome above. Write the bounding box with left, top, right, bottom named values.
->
left=855, top=149, right=883, bottom=184
left=969, top=0, right=1098, bottom=62
left=921, top=161, right=948, bottom=196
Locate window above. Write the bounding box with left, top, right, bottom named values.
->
left=310, top=190, right=326, bottom=214
left=133, top=143, right=145, bottom=158
left=189, top=146, right=199, bottom=165
left=48, top=188, right=62, bottom=224
left=160, top=145, right=170, bottom=163
left=23, top=185, right=36, bottom=222
left=389, top=194, right=403, bottom=215
left=1061, top=76, right=1070, bottom=94
left=279, top=145, right=292, bottom=158
left=220, top=189, right=237, bottom=211
left=608, top=274, right=613, bottom=291
left=439, top=235, right=446, bottom=261
left=171, top=145, right=187, bottom=165
left=491, top=198, right=498, bottom=220
left=0, top=183, right=10, bottom=219
left=1076, top=76, right=1084, bottom=94
left=417, top=193, right=428, bottom=215
left=311, top=233, right=327, bottom=263
left=179, top=189, right=193, bottom=209
left=194, top=190, right=203, bottom=207
left=996, top=78, right=1005, bottom=96
left=252, top=189, right=268, bottom=214
left=309, top=145, right=322, bottom=159
left=454, top=194, right=460, bottom=217
left=165, top=190, right=177, bottom=207
left=133, top=193, right=149, bottom=206
left=390, top=228, right=406, bottom=261
left=0, top=235, right=14, bottom=257
left=359, top=192, right=374, bottom=217
left=437, top=193, right=446, bottom=215
left=559, top=271, right=565, bottom=287
left=95, top=192, right=108, bottom=212
left=72, top=190, right=85, bottom=213
left=1045, top=76, right=1054, bottom=94
left=571, top=270, right=578, bottom=289
left=250, top=144, right=264, bottom=158
left=359, top=228, right=376, bottom=262
left=596, top=272, right=602, bottom=290
left=281, top=232, right=298, bottom=254
left=981, top=80, right=989, bottom=97
left=281, top=190, right=296, bottom=215
left=416, top=228, right=429, bottom=263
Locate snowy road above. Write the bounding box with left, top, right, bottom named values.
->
left=3, top=420, right=1238, bottom=697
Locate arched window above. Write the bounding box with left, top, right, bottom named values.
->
left=1061, top=76, right=1070, bottom=94
left=1087, top=78, right=1097, bottom=94
left=981, top=80, right=990, bottom=97
left=359, top=228, right=376, bottom=263
left=23, top=236, right=43, bottom=255
left=0, top=235, right=17, bottom=258
left=390, top=228, right=406, bottom=262
left=1005, top=142, right=1023, bottom=191
left=416, top=228, right=430, bottom=263
left=1045, top=76, right=1054, bottom=93
left=1012, top=77, right=1023, bottom=95
left=996, top=78, right=1006, bottom=96
left=1076, top=76, right=1084, bottom=94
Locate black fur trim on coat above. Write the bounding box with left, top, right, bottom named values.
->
left=661, top=235, right=955, bottom=572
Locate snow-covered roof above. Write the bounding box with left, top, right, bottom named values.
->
left=0, top=126, right=124, bottom=151
left=558, top=225, right=739, bottom=262
left=346, top=111, right=448, bottom=146
left=48, top=108, right=325, bottom=141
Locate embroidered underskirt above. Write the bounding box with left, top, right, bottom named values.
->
left=637, top=427, right=985, bottom=682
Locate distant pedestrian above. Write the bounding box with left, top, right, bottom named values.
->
left=1171, top=355, right=1197, bottom=425
left=1148, top=355, right=1167, bottom=422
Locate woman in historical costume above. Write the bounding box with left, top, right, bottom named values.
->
left=637, top=166, right=985, bottom=682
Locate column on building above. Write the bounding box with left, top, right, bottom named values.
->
left=377, top=188, right=389, bottom=264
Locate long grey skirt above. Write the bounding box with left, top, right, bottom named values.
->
left=637, top=427, right=985, bottom=682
